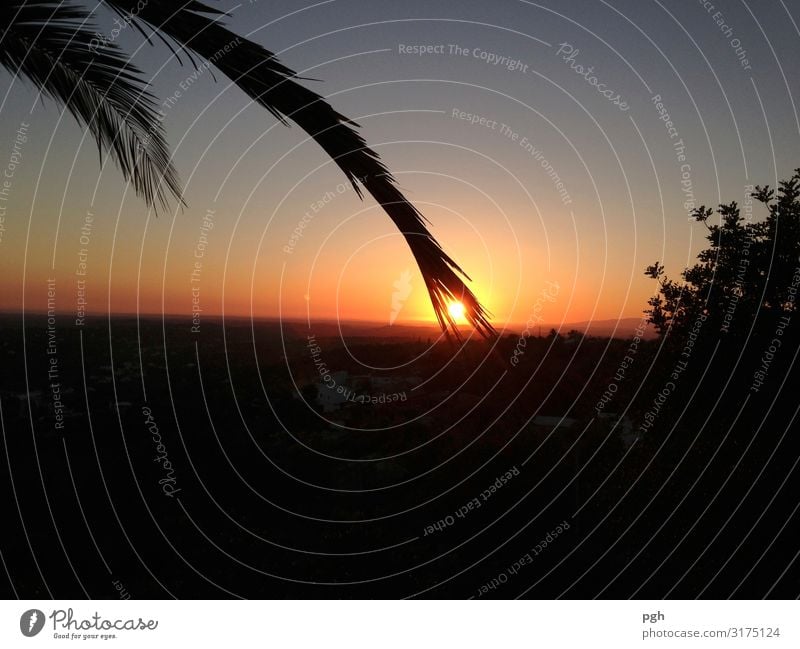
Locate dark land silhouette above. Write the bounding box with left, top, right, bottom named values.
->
left=1, top=310, right=797, bottom=598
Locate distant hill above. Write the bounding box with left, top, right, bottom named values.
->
left=543, top=317, right=657, bottom=339
left=280, top=316, right=657, bottom=340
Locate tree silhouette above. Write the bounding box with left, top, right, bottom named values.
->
left=1, top=0, right=494, bottom=339
left=645, top=169, right=800, bottom=339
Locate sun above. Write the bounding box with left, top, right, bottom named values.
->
left=447, top=301, right=466, bottom=322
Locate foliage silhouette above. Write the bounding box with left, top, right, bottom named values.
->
left=645, top=168, right=800, bottom=340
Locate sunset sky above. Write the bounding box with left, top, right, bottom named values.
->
left=1, top=0, right=798, bottom=331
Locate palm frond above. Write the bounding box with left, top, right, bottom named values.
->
left=0, top=0, right=183, bottom=214
left=101, top=0, right=495, bottom=339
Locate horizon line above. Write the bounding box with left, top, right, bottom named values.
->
left=0, top=308, right=650, bottom=331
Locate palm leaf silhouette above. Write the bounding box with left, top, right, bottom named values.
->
left=0, top=1, right=183, bottom=213
left=101, top=0, right=495, bottom=340
left=2, top=0, right=494, bottom=339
